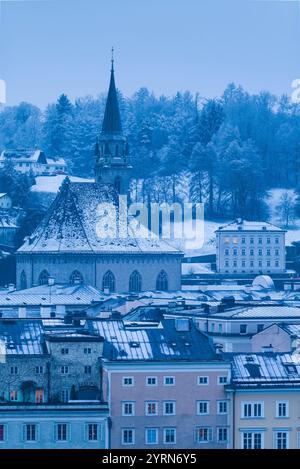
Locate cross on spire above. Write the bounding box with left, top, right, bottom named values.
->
left=111, top=46, right=114, bottom=71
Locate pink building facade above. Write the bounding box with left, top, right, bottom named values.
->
left=89, top=318, right=232, bottom=449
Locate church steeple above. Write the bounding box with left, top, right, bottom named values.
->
left=101, top=48, right=122, bottom=135
left=95, top=50, right=132, bottom=195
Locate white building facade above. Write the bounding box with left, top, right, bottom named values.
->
left=215, top=220, right=286, bottom=275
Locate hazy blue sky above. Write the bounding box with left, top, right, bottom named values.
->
left=1, top=0, right=300, bottom=107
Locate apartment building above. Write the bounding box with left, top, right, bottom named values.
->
left=228, top=353, right=300, bottom=449
left=91, top=318, right=232, bottom=449
left=215, top=220, right=286, bottom=274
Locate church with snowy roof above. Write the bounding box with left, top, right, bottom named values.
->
left=16, top=58, right=182, bottom=293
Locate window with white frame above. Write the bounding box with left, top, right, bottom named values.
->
left=122, top=377, right=134, bottom=387
left=197, top=401, right=210, bottom=415
left=56, top=423, right=68, bottom=441
left=145, top=401, right=158, bottom=416
left=164, top=376, right=175, bottom=386
left=276, top=401, right=289, bottom=418
left=163, top=401, right=176, bottom=415
left=24, top=424, right=37, bottom=442
left=84, top=347, right=92, bottom=354
left=195, top=427, right=213, bottom=443
left=10, top=366, right=18, bottom=375
left=163, top=428, right=176, bottom=444
left=198, top=376, right=209, bottom=385
left=146, top=376, right=157, bottom=386
left=122, top=401, right=135, bottom=416
left=242, top=402, right=264, bottom=418
left=242, top=431, right=263, bottom=449
left=87, top=423, right=99, bottom=441
left=35, top=366, right=43, bottom=374
left=122, top=428, right=135, bottom=445
left=61, top=365, right=69, bottom=374
left=217, top=427, right=228, bottom=443
left=274, top=431, right=289, bottom=449
left=218, top=400, right=228, bottom=414
left=145, top=428, right=158, bottom=445
left=218, top=376, right=228, bottom=385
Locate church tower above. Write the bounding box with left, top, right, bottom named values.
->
left=95, top=50, right=132, bottom=195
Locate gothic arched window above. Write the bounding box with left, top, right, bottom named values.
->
left=156, top=270, right=168, bottom=291
left=20, top=270, right=27, bottom=290
left=114, top=176, right=121, bottom=193
left=102, top=270, right=115, bottom=293
left=39, top=270, right=50, bottom=286
left=69, top=270, right=84, bottom=285
left=129, top=270, right=142, bottom=293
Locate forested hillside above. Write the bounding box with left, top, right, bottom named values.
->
left=1, top=84, right=300, bottom=221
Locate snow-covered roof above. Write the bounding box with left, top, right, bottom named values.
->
left=87, top=318, right=217, bottom=361
left=0, top=283, right=106, bottom=306
left=0, top=149, right=47, bottom=164
left=46, top=157, right=66, bottom=166
left=231, top=353, right=300, bottom=385
left=213, top=305, right=300, bottom=319
left=215, top=219, right=285, bottom=232
left=0, top=320, right=46, bottom=355
left=18, top=178, right=182, bottom=255
left=0, top=193, right=7, bottom=198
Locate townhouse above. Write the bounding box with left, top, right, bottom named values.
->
left=87, top=318, right=232, bottom=449
left=228, top=353, right=300, bottom=449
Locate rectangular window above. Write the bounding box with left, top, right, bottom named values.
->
left=257, top=324, right=264, bottom=333
left=275, top=431, right=289, bottom=449
left=84, top=348, right=92, bottom=354
left=242, top=249, right=245, bottom=256
left=250, top=249, right=254, bottom=256
left=61, top=389, right=69, bottom=403
left=267, top=260, right=270, bottom=267
left=25, top=424, right=37, bottom=442
left=195, top=427, right=213, bottom=443
left=197, top=401, right=210, bottom=415
left=258, top=249, right=262, bottom=256
left=164, top=401, right=176, bottom=415
left=242, top=260, right=246, bottom=267
left=276, top=401, right=289, bottom=418
left=122, top=401, right=135, bottom=416
left=218, top=323, right=222, bottom=333
left=218, top=400, right=228, bottom=414
left=224, top=237, right=229, bottom=244
left=146, top=377, right=157, bottom=386
left=61, top=348, right=69, bottom=355
left=250, top=237, right=254, bottom=244
left=210, top=323, right=215, bottom=332
left=84, top=366, right=92, bottom=374
left=275, top=237, right=279, bottom=244
left=275, top=249, right=279, bottom=256
left=198, top=376, right=209, bottom=385
left=258, top=238, right=262, bottom=244
left=87, top=424, right=98, bottom=441
left=233, top=237, right=238, bottom=244
left=164, top=376, right=175, bottom=386
left=242, top=237, right=245, bottom=244
left=267, top=249, right=270, bottom=256
left=56, top=423, right=68, bottom=441
left=233, top=260, right=237, bottom=268
left=35, top=366, right=43, bottom=374
left=122, top=428, right=135, bottom=445
left=225, top=261, right=229, bottom=267
left=35, top=389, right=43, bottom=404
left=10, top=390, right=18, bottom=401
left=267, top=237, right=270, bottom=244
left=258, top=260, right=262, bottom=267
left=240, top=324, right=247, bottom=334
left=233, top=249, right=237, bottom=256
left=163, top=428, right=176, bottom=444
left=145, top=401, right=158, bottom=416
left=218, top=427, right=228, bottom=443
left=145, top=428, right=158, bottom=445
left=61, top=366, right=69, bottom=374
left=225, top=249, right=229, bottom=256
left=250, top=260, right=254, bottom=267
left=10, top=366, right=18, bottom=375
left=218, top=376, right=228, bottom=385
left=242, top=402, right=264, bottom=418
left=275, top=260, right=279, bottom=267
left=242, top=432, right=263, bottom=449
left=0, top=425, right=5, bottom=442
left=122, top=377, right=134, bottom=387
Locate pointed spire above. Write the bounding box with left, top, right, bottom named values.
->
left=101, top=48, right=122, bottom=134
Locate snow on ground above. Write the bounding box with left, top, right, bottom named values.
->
left=31, top=175, right=93, bottom=193
left=182, top=263, right=213, bottom=275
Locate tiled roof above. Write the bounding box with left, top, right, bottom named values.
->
left=212, top=305, right=300, bottom=319
left=87, top=319, right=217, bottom=361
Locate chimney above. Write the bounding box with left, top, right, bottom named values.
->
left=48, top=277, right=55, bottom=286
left=262, top=344, right=274, bottom=354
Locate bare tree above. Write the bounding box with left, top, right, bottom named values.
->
left=276, top=191, right=296, bottom=228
